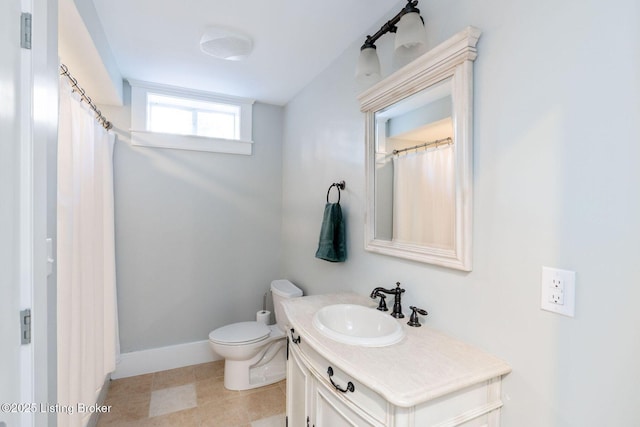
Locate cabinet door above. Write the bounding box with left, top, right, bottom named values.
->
left=313, top=381, right=383, bottom=427
left=287, top=342, right=313, bottom=426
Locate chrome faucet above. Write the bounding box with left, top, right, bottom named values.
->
left=370, top=282, right=405, bottom=318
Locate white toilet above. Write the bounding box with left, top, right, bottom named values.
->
left=208, top=279, right=303, bottom=390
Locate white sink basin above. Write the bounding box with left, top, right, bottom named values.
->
left=312, top=304, right=405, bottom=347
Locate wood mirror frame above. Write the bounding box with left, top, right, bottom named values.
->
left=359, top=27, right=481, bottom=271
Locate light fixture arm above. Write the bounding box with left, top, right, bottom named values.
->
left=360, top=0, right=421, bottom=50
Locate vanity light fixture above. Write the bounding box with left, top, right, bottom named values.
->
left=355, top=0, right=428, bottom=80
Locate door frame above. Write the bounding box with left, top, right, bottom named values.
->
left=0, top=0, right=30, bottom=422
left=2, top=1, right=73, bottom=425
left=29, top=0, right=59, bottom=425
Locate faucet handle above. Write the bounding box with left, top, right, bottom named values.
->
left=372, top=292, right=388, bottom=311
left=407, top=306, right=428, bottom=327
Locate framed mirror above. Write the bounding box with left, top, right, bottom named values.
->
left=359, top=27, right=481, bottom=271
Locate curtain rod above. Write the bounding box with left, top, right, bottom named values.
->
left=59, top=63, right=113, bottom=130
left=392, top=137, right=452, bottom=155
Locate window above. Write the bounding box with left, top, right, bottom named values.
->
left=146, top=94, right=240, bottom=139
left=129, top=80, right=254, bottom=155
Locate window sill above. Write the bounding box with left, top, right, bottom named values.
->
left=130, top=130, right=253, bottom=155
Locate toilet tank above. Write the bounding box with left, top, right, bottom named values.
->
left=271, top=279, right=303, bottom=331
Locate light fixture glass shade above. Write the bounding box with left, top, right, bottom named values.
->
left=200, top=27, right=253, bottom=61
left=394, top=12, right=427, bottom=51
left=355, top=47, right=381, bottom=80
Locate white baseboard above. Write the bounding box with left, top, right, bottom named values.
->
left=111, top=340, right=221, bottom=379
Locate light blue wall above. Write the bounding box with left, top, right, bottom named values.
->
left=103, top=94, right=284, bottom=352
left=281, top=0, right=640, bottom=425
left=71, top=0, right=123, bottom=104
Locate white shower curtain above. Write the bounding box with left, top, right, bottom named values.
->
left=392, top=144, right=455, bottom=249
left=57, top=78, right=118, bottom=427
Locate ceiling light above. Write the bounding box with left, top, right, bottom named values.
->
left=200, top=27, right=253, bottom=61
left=355, top=0, right=428, bottom=81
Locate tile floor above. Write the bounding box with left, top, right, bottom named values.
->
left=97, top=361, right=286, bottom=427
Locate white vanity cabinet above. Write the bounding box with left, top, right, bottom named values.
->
left=287, top=338, right=383, bottom=427
left=283, top=294, right=511, bottom=427
left=286, top=339, right=312, bottom=426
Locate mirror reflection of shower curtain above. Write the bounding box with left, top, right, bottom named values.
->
left=392, top=144, right=455, bottom=249
left=57, top=77, right=118, bottom=427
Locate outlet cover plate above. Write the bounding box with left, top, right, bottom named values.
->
left=541, top=266, right=575, bottom=317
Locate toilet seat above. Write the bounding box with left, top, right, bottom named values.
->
left=209, top=321, right=270, bottom=346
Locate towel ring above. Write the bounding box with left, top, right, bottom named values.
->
left=326, top=181, right=346, bottom=204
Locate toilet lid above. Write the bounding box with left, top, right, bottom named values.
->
left=209, top=321, right=271, bottom=345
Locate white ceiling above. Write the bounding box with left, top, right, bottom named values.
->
left=90, top=0, right=398, bottom=105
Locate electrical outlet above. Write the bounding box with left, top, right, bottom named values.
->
left=541, top=267, right=575, bottom=317
left=548, top=275, right=564, bottom=304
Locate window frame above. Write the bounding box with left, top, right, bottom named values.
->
left=129, top=80, right=254, bottom=155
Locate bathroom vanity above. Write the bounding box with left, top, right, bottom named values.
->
left=283, top=293, right=511, bottom=427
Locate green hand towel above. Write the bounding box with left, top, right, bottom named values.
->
left=315, top=203, right=347, bottom=262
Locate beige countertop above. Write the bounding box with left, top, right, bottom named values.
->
left=282, top=292, right=511, bottom=408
